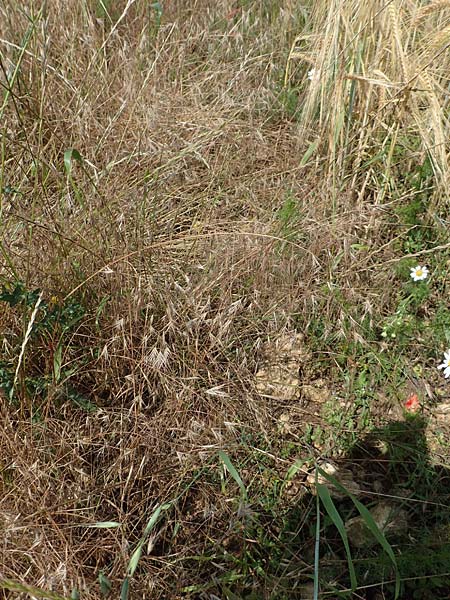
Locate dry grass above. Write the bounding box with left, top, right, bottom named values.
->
left=1, top=1, right=450, bottom=598
left=289, top=0, right=450, bottom=205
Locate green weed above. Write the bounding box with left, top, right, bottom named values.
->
left=0, top=280, right=88, bottom=408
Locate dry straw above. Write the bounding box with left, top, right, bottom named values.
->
left=288, top=0, right=450, bottom=205
left=11, top=291, right=43, bottom=399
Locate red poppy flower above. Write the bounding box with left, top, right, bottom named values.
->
left=404, top=393, right=420, bottom=413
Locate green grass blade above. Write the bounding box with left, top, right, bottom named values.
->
left=300, top=139, right=319, bottom=166
left=127, top=544, right=144, bottom=577
left=218, top=450, right=247, bottom=500
left=316, top=481, right=357, bottom=591
left=314, top=484, right=321, bottom=600
left=142, top=501, right=172, bottom=537
left=0, top=8, right=43, bottom=119
left=53, top=342, right=62, bottom=383
left=351, top=498, right=400, bottom=599
left=98, top=571, right=112, bottom=597
left=0, top=578, right=70, bottom=600
left=63, top=148, right=84, bottom=205
left=85, top=521, right=122, bottom=528
left=222, top=585, right=242, bottom=600
left=127, top=502, right=172, bottom=577
left=318, top=467, right=400, bottom=599
left=64, top=148, right=83, bottom=177
left=120, top=577, right=129, bottom=600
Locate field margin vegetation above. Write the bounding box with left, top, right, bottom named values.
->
left=1, top=1, right=450, bottom=598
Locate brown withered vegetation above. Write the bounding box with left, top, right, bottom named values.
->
left=1, top=1, right=450, bottom=599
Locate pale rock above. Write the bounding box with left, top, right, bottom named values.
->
left=306, top=461, right=362, bottom=499
left=301, top=382, right=330, bottom=405
left=345, top=501, right=408, bottom=548
left=254, top=331, right=311, bottom=401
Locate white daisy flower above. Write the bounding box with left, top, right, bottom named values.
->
left=410, top=265, right=429, bottom=281
left=307, top=67, right=320, bottom=82
left=438, top=350, right=450, bottom=378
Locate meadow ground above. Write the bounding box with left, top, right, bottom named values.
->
left=1, top=1, right=450, bottom=598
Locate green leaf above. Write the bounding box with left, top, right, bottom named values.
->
left=85, top=521, right=121, bottom=529
left=98, top=571, right=112, bottom=597
left=127, top=502, right=172, bottom=577
left=314, top=489, right=321, bottom=600
left=127, top=545, right=144, bottom=580
left=63, top=148, right=84, bottom=205
left=150, top=1, right=163, bottom=15
left=218, top=450, right=247, bottom=500
left=351, top=497, right=400, bottom=599
left=222, top=585, right=242, bottom=600
left=316, top=481, right=357, bottom=591
left=318, top=467, right=400, bottom=599
left=286, top=458, right=307, bottom=481
left=0, top=282, right=27, bottom=307
left=120, top=578, right=129, bottom=600
left=95, top=295, right=110, bottom=329
left=67, top=389, right=98, bottom=413
left=64, top=148, right=83, bottom=177
left=0, top=578, right=71, bottom=600
left=53, top=343, right=62, bottom=383
left=300, top=139, right=319, bottom=166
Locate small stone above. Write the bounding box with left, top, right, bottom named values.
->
left=435, top=402, right=450, bottom=415
left=255, top=364, right=300, bottom=400
left=283, top=479, right=307, bottom=499
left=301, top=383, right=330, bottom=405
left=278, top=412, right=293, bottom=433
left=346, top=502, right=408, bottom=548
left=306, top=461, right=362, bottom=499
left=298, top=582, right=315, bottom=599
left=254, top=331, right=311, bottom=400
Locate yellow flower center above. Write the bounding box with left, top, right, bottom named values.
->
left=416, top=269, right=423, bottom=277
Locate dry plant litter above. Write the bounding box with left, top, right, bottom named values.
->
left=1, top=1, right=450, bottom=598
